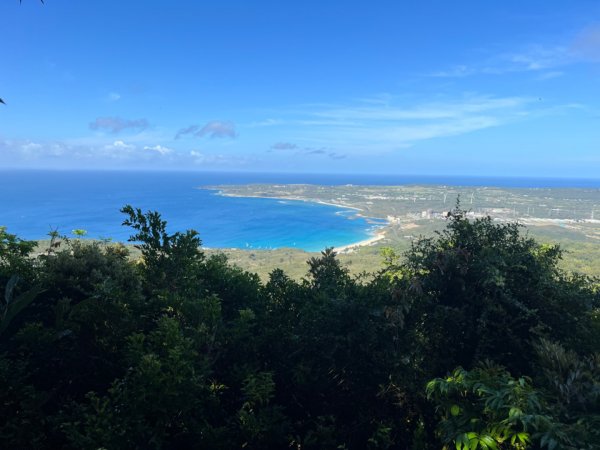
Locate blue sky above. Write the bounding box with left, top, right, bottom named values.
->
left=1, top=0, right=600, bottom=176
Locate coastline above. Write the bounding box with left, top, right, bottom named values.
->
left=333, top=230, right=387, bottom=253
left=206, top=188, right=391, bottom=252
left=212, top=190, right=364, bottom=213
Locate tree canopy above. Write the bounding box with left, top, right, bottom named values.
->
left=0, top=207, right=598, bottom=449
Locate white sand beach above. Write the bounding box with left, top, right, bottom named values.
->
left=333, top=230, right=387, bottom=253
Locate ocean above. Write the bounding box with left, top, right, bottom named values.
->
left=2, top=170, right=600, bottom=251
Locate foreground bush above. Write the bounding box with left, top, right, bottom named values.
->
left=0, top=207, right=598, bottom=449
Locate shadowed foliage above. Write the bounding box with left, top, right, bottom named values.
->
left=0, top=207, right=597, bottom=449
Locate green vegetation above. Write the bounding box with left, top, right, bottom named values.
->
left=1, top=207, right=598, bottom=449
left=203, top=227, right=600, bottom=282
left=210, top=184, right=600, bottom=223
left=208, top=184, right=600, bottom=279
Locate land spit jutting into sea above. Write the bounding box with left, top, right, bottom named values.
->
left=199, top=183, right=600, bottom=279
left=206, top=182, right=600, bottom=246
left=2, top=171, right=600, bottom=277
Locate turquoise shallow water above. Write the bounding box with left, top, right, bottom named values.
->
left=0, top=170, right=378, bottom=251
left=3, top=170, right=599, bottom=251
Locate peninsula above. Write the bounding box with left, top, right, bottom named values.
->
left=203, top=183, right=600, bottom=278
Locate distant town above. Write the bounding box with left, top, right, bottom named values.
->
left=205, top=183, right=600, bottom=241
left=197, top=184, right=600, bottom=280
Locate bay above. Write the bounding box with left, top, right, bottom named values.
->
left=2, top=170, right=599, bottom=252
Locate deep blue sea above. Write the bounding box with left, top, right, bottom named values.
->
left=2, top=170, right=600, bottom=251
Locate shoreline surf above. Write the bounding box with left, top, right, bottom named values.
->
left=205, top=188, right=391, bottom=252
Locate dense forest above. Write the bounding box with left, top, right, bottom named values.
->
left=1, top=206, right=598, bottom=449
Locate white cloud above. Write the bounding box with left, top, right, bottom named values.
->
left=536, top=71, right=564, bottom=81
left=108, top=92, right=121, bottom=102
left=246, top=118, right=284, bottom=128
left=144, top=144, right=173, bottom=155
left=269, top=93, right=593, bottom=163
left=432, top=45, right=572, bottom=78
left=431, top=24, right=600, bottom=80
left=430, top=65, right=474, bottom=78
left=0, top=137, right=255, bottom=169
left=176, top=120, right=237, bottom=139
left=20, top=142, right=43, bottom=153
left=503, top=45, right=572, bottom=71
left=107, top=140, right=135, bottom=150
left=189, top=150, right=252, bottom=166
left=313, top=96, right=527, bottom=122
left=256, top=94, right=538, bottom=152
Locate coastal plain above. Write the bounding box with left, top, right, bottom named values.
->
left=203, top=184, right=600, bottom=280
